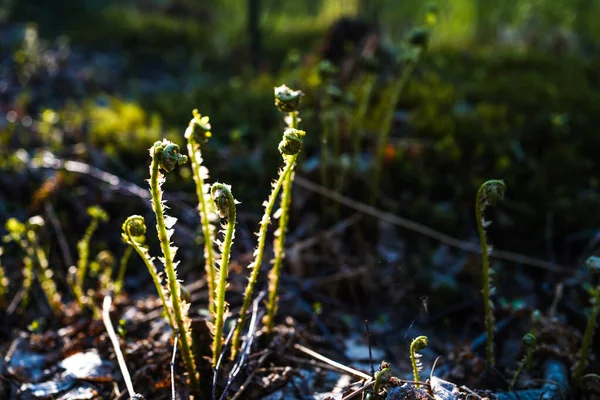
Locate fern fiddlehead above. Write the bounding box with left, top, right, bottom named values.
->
left=476, top=179, right=506, bottom=369
left=509, top=333, right=537, bottom=390
left=121, top=215, right=174, bottom=328
left=265, top=85, right=304, bottom=335
left=410, top=335, right=428, bottom=386
left=149, top=140, right=200, bottom=393
left=230, top=122, right=306, bottom=360
left=210, top=183, right=237, bottom=367
left=185, top=110, right=218, bottom=318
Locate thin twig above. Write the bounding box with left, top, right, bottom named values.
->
left=102, top=294, right=137, bottom=399
left=171, top=330, right=178, bottom=400
left=294, top=343, right=371, bottom=380
left=295, top=176, right=570, bottom=274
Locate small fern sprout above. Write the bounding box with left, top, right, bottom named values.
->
left=373, top=361, right=392, bottom=395
left=210, top=183, right=237, bottom=367
left=185, top=109, right=217, bottom=318
left=573, top=256, right=600, bottom=383
left=230, top=124, right=306, bottom=359
left=278, top=128, right=305, bottom=156
left=476, top=179, right=506, bottom=368
left=149, top=140, right=199, bottom=393
left=75, top=206, right=109, bottom=309
left=121, top=216, right=174, bottom=328
left=410, top=335, right=428, bottom=386
left=26, top=217, right=62, bottom=315
left=509, top=333, right=537, bottom=390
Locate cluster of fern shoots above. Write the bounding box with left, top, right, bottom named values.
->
left=117, top=85, right=306, bottom=394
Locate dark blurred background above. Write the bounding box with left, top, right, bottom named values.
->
left=2, top=0, right=600, bottom=277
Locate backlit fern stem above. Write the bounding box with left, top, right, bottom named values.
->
left=510, top=333, right=537, bottom=390
left=210, top=183, right=237, bottom=367
left=122, top=215, right=174, bottom=328
left=230, top=86, right=305, bottom=358
left=185, top=110, right=217, bottom=318
left=27, top=228, right=62, bottom=315
left=149, top=140, right=200, bottom=393
left=229, top=158, right=295, bottom=359
left=476, top=180, right=506, bottom=369
left=265, top=95, right=303, bottom=334
left=410, top=335, right=428, bottom=386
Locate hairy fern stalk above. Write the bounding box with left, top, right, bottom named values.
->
left=185, top=109, right=218, bottom=318
left=265, top=85, right=304, bottom=334
left=410, top=335, right=428, bottom=386
left=148, top=139, right=200, bottom=393
left=475, top=179, right=506, bottom=369
left=230, top=85, right=306, bottom=359
left=210, top=183, right=237, bottom=367
left=122, top=215, right=175, bottom=328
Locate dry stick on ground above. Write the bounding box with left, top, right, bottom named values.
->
left=294, top=176, right=569, bottom=274
left=102, top=294, right=141, bottom=399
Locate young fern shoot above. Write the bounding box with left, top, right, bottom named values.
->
left=265, top=85, right=303, bottom=334
left=185, top=110, right=218, bottom=318
left=509, top=333, right=537, bottom=390
left=230, top=125, right=306, bottom=360
left=148, top=139, right=200, bottom=393
left=210, top=183, right=237, bottom=367
left=410, top=335, right=428, bottom=387
left=476, top=179, right=506, bottom=369
left=121, top=215, right=174, bottom=328
left=74, top=206, right=109, bottom=309
left=5, top=217, right=62, bottom=315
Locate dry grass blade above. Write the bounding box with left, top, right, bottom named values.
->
left=294, top=343, right=371, bottom=380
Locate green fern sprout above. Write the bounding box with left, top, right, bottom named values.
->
left=509, top=333, right=537, bottom=390
left=373, top=361, right=392, bottom=394
left=114, top=245, right=133, bottom=295
left=573, top=256, right=600, bottom=383
left=265, top=85, right=304, bottom=334
left=148, top=139, right=200, bottom=393
left=27, top=217, right=62, bottom=315
left=74, top=206, right=109, bottom=309
left=210, top=183, right=237, bottom=367
left=121, top=215, right=175, bottom=328
left=4, top=217, right=62, bottom=315
left=230, top=124, right=306, bottom=359
left=410, top=335, right=428, bottom=386
left=148, top=139, right=199, bottom=391
left=0, top=247, right=7, bottom=309
left=476, top=179, right=506, bottom=368
left=185, top=109, right=218, bottom=318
